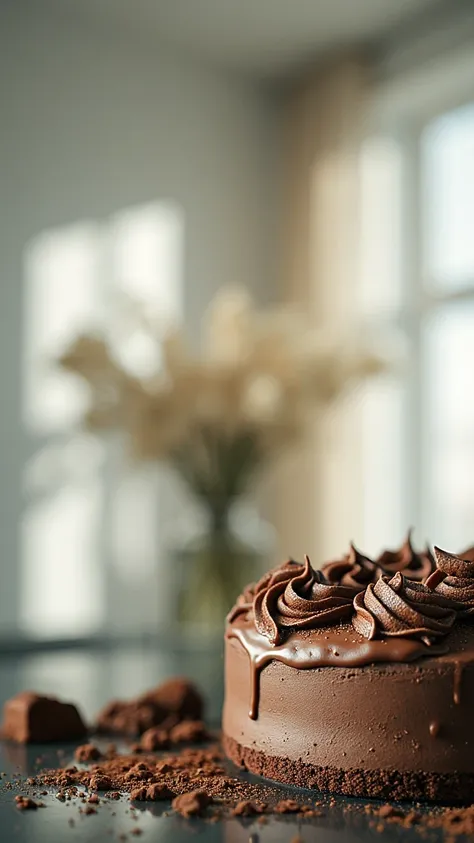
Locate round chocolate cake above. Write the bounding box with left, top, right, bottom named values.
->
left=223, top=539, right=474, bottom=802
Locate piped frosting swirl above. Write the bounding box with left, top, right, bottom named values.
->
left=425, top=547, right=474, bottom=616
left=352, top=572, right=456, bottom=646
left=253, top=556, right=354, bottom=645
left=321, top=544, right=382, bottom=593
left=376, top=529, right=435, bottom=582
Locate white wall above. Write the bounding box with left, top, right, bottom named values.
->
left=0, top=2, right=281, bottom=636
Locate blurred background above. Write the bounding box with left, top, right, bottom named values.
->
left=1, top=0, right=474, bottom=684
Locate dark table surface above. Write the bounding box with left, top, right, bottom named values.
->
left=0, top=643, right=458, bottom=842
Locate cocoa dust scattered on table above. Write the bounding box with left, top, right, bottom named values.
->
left=19, top=742, right=327, bottom=821
left=14, top=738, right=474, bottom=836
left=364, top=801, right=474, bottom=840
left=7, top=678, right=474, bottom=836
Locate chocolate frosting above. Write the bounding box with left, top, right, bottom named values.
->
left=321, top=544, right=383, bottom=592
left=426, top=547, right=474, bottom=617
left=226, top=582, right=256, bottom=625
left=253, top=556, right=354, bottom=645
left=459, top=545, right=474, bottom=563
left=352, top=572, right=456, bottom=646
left=376, top=530, right=435, bottom=581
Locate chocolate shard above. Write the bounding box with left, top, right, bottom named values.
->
left=1, top=692, right=87, bottom=744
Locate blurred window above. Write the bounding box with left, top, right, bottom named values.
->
left=361, top=101, right=474, bottom=554
left=21, top=203, right=183, bottom=639
left=423, top=104, right=474, bottom=292
left=419, top=105, right=474, bottom=548
left=422, top=301, right=474, bottom=549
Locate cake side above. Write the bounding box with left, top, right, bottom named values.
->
left=223, top=626, right=474, bottom=774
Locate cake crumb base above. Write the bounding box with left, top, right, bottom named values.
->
left=223, top=733, right=474, bottom=803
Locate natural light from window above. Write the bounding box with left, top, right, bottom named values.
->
left=21, top=202, right=183, bottom=638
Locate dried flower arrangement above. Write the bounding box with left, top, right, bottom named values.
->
left=59, top=286, right=392, bottom=504
left=58, top=286, right=396, bottom=628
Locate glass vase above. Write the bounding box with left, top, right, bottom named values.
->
left=169, top=500, right=274, bottom=643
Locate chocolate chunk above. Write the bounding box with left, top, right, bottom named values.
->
left=144, top=678, right=203, bottom=722
left=169, top=720, right=210, bottom=745
left=172, top=790, right=211, bottom=817
left=140, top=727, right=169, bottom=751
left=2, top=691, right=87, bottom=744
left=75, top=743, right=102, bottom=763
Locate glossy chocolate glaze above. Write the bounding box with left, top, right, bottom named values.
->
left=226, top=616, right=448, bottom=720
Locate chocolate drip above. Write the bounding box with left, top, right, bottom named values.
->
left=453, top=662, right=463, bottom=705
left=226, top=619, right=448, bottom=720
left=429, top=721, right=441, bottom=738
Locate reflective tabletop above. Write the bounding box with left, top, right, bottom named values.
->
left=0, top=643, right=455, bottom=842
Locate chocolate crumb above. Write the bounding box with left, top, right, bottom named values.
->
left=146, top=783, right=174, bottom=801
left=75, top=744, right=102, bottom=763
left=140, top=728, right=169, bottom=752
left=15, top=796, right=40, bottom=811
left=231, top=800, right=265, bottom=817
left=96, top=678, right=203, bottom=737
left=274, top=799, right=301, bottom=814
left=89, top=774, right=113, bottom=791
left=378, top=805, right=404, bottom=818
left=169, top=721, right=210, bottom=745
left=172, top=790, right=211, bottom=817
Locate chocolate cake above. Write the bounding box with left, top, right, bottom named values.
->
left=223, top=541, right=474, bottom=802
